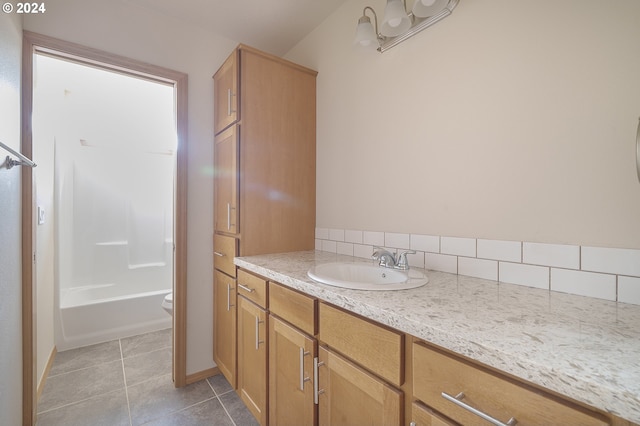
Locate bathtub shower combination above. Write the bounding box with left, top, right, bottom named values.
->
left=54, top=138, right=173, bottom=351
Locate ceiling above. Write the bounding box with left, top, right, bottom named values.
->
left=126, top=0, right=350, bottom=56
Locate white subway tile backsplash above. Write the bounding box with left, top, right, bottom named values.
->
left=425, top=253, right=457, bottom=274
left=336, top=242, right=354, bottom=256
left=321, top=240, right=337, bottom=253
left=582, top=246, right=640, bottom=277
left=618, top=276, right=640, bottom=305
left=441, top=237, right=476, bottom=257
left=551, top=268, right=616, bottom=301
left=499, top=262, right=549, bottom=290
left=477, top=239, right=521, bottom=262
left=315, top=228, right=329, bottom=239
left=411, top=234, right=439, bottom=253
left=314, top=228, right=639, bottom=304
left=345, top=229, right=363, bottom=244
left=363, top=231, right=385, bottom=247
left=385, top=232, right=410, bottom=249
left=329, top=228, right=345, bottom=241
left=523, top=242, right=580, bottom=269
left=407, top=251, right=425, bottom=269
left=354, top=244, right=374, bottom=259
left=459, top=257, right=497, bottom=281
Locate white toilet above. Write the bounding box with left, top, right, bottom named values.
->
left=161, top=292, right=173, bottom=316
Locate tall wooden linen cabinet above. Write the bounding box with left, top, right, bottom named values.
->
left=212, top=45, right=317, bottom=425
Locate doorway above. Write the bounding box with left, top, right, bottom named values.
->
left=22, top=31, right=188, bottom=425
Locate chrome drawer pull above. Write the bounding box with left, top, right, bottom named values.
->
left=313, top=357, right=325, bottom=405
left=226, top=203, right=236, bottom=231
left=237, top=284, right=254, bottom=293
left=255, top=316, right=264, bottom=350
left=299, top=347, right=311, bottom=391
left=214, top=251, right=226, bottom=257
left=636, top=117, right=640, bottom=183
left=226, top=283, right=235, bottom=311
left=441, top=391, right=517, bottom=426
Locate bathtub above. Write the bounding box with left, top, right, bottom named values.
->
left=55, top=241, right=173, bottom=351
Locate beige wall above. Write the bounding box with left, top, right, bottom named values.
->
left=286, top=0, right=640, bottom=249
left=24, top=0, right=237, bottom=374
left=0, top=11, right=24, bottom=426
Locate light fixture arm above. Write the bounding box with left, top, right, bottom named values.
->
left=362, top=6, right=382, bottom=41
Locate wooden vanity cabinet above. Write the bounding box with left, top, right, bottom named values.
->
left=317, top=346, right=403, bottom=426
left=412, top=341, right=609, bottom=426
left=213, top=269, right=237, bottom=388
left=268, top=282, right=318, bottom=426
left=316, top=302, right=404, bottom=426
left=211, top=44, right=316, bottom=411
left=213, top=50, right=238, bottom=134
left=237, top=271, right=269, bottom=426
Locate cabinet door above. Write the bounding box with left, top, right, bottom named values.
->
left=238, top=296, right=268, bottom=426
left=213, top=50, right=238, bottom=134
left=213, top=269, right=236, bottom=388
left=214, top=125, right=238, bottom=234
left=269, top=316, right=316, bottom=426
left=317, top=346, right=402, bottom=426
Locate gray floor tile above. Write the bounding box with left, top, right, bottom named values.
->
left=121, top=328, right=172, bottom=358
left=38, top=359, right=126, bottom=413
left=207, top=374, right=233, bottom=396
left=49, top=340, right=122, bottom=376
left=142, top=397, right=234, bottom=426
left=36, top=389, right=129, bottom=426
left=127, top=373, right=215, bottom=426
left=218, top=391, right=259, bottom=426
left=124, top=347, right=172, bottom=386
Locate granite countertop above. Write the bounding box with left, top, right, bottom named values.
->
left=235, top=250, right=640, bottom=423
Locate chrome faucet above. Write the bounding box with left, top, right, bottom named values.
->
left=372, top=247, right=416, bottom=270
left=372, top=247, right=397, bottom=268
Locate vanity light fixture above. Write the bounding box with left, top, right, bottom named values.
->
left=354, top=0, right=459, bottom=53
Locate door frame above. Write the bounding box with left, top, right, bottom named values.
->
left=21, top=31, right=189, bottom=425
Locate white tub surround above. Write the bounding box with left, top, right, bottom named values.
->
left=235, top=250, right=640, bottom=424
left=316, top=228, right=640, bottom=305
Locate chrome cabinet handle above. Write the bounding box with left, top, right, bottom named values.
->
left=255, top=315, right=264, bottom=350
left=226, top=203, right=236, bottom=231
left=226, top=283, right=234, bottom=311
left=227, top=88, right=236, bottom=116
left=299, top=347, right=311, bottom=391
left=313, top=357, right=325, bottom=405
left=214, top=251, right=225, bottom=257
left=237, top=284, right=254, bottom=293
left=636, top=117, right=640, bottom=183
left=442, top=392, right=517, bottom=426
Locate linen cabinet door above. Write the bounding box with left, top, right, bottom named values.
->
left=237, top=296, right=268, bottom=426
left=316, top=346, right=402, bottom=426
left=213, top=50, right=238, bottom=134
left=213, top=269, right=236, bottom=388
left=214, top=124, right=238, bottom=234
left=269, top=316, right=316, bottom=426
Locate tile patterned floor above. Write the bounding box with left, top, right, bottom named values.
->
left=36, top=329, right=259, bottom=426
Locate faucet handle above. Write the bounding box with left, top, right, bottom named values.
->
left=396, top=250, right=416, bottom=270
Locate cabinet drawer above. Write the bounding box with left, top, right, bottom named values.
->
left=269, top=282, right=317, bottom=336
left=213, top=233, right=237, bottom=277
left=237, top=269, right=268, bottom=308
left=411, top=401, right=455, bottom=426
left=413, top=342, right=608, bottom=426
left=319, top=303, right=403, bottom=387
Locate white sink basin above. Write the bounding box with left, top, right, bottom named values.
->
left=307, top=262, right=428, bottom=291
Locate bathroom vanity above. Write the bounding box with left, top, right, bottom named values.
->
left=231, top=250, right=640, bottom=426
